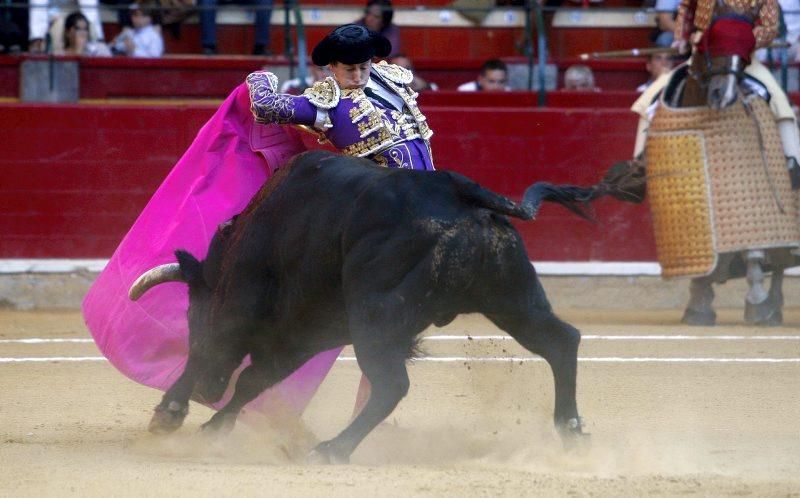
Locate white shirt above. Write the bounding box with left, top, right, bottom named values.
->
left=457, top=81, right=479, bottom=92
left=113, top=25, right=163, bottom=58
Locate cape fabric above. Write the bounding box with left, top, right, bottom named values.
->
left=82, top=83, right=343, bottom=418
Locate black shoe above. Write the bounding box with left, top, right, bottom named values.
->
left=202, top=45, right=217, bottom=55
left=252, top=44, right=273, bottom=56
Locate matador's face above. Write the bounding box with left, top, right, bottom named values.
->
left=329, top=61, right=372, bottom=89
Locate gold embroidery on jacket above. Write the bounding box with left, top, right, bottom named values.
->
left=302, top=77, right=340, bottom=109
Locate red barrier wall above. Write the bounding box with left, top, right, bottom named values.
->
left=0, top=102, right=654, bottom=261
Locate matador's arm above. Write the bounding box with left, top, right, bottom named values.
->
left=246, top=71, right=332, bottom=129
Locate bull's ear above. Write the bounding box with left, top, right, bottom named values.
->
left=175, top=250, right=205, bottom=287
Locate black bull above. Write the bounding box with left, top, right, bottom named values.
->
left=130, top=150, right=622, bottom=463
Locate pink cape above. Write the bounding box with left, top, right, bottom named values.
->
left=82, top=84, right=343, bottom=417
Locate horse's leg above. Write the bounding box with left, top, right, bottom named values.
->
left=764, top=267, right=785, bottom=326
left=744, top=250, right=782, bottom=326
left=682, top=276, right=716, bottom=326
left=680, top=54, right=707, bottom=107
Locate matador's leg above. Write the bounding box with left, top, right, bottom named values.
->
left=744, top=60, right=800, bottom=188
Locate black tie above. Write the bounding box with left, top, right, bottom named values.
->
left=364, top=86, right=398, bottom=111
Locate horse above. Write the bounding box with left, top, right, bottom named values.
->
left=654, top=12, right=800, bottom=326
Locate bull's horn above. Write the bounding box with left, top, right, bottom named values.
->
left=128, top=263, right=184, bottom=301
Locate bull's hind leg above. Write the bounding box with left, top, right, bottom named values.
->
left=485, top=307, right=586, bottom=448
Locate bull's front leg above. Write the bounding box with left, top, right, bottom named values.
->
left=148, top=361, right=199, bottom=434
left=199, top=352, right=315, bottom=435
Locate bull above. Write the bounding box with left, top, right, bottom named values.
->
left=130, top=150, right=617, bottom=463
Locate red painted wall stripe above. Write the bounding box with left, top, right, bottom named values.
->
left=0, top=102, right=655, bottom=261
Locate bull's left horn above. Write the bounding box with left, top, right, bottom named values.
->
left=129, top=263, right=184, bottom=301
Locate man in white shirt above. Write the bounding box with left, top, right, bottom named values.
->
left=457, top=59, right=510, bottom=92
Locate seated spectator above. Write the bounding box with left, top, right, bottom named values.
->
left=563, top=64, right=600, bottom=91
left=636, top=51, right=673, bottom=92
left=457, top=58, right=510, bottom=92
left=111, top=3, right=163, bottom=57
left=199, top=0, right=273, bottom=55
left=279, top=64, right=329, bottom=94
left=391, top=54, right=439, bottom=92
left=652, top=0, right=678, bottom=48
left=357, top=0, right=400, bottom=58
left=0, top=12, right=25, bottom=53
left=28, top=0, right=104, bottom=52
left=55, top=11, right=110, bottom=55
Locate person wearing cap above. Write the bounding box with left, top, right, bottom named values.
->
left=246, top=24, right=434, bottom=171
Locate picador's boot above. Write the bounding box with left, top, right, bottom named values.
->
left=682, top=277, right=716, bottom=326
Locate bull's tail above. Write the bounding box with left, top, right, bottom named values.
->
left=518, top=182, right=600, bottom=221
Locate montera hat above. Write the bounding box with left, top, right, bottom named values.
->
left=311, top=24, right=391, bottom=66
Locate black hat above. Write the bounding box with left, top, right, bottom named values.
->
left=311, top=24, right=391, bottom=66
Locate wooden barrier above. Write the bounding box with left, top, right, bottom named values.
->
left=0, top=101, right=654, bottom=261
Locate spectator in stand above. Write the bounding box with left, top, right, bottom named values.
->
left=56, top=11, right=110, bottom=55
left=391, top=54, right=439, bottom=91
left=563, top=64, right=600, bottom=91
left=199, top=0, right=273, bottom=55
left=636, top=51, right=673, bottom=92
left=111, top=3, right=163, bottom=57
left=457, top=58, right=510, bottom=92
left=279, top=64, right=329, bottom=94
left=652, top=0, right=679, bottom=47
left=0, top=7, right=25, bottom=53
left=357, top=0, right=400, bottom=58
left=28, top=0, right=105, bottom=52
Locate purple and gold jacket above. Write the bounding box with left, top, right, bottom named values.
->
left=246, top=61, right=434, bottom=171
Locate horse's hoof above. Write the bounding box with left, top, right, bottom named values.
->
left=148, top=401, right=188, bottom=434
left=307, top=441, right=350, bottom=465
left=681, top=308, right=716, bottom=326
left=744, top=300, right=782, bottom=326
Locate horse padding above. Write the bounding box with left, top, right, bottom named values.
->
left=646, top=96, right=800, bottom=278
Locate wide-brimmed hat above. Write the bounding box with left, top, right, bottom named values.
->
left=311, top=24, right=391, bottom=66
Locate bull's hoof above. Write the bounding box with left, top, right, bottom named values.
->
left=744, top=300, right=782, bottom=326
left=148, top=401, right=188, bottom=434
left=199, top=412, right=238, bottom=435
left=681, top=308, right=716, bottom=326
left=557, top=417, right=591, bottom=453
left=307, top=441, right=350, bottom=465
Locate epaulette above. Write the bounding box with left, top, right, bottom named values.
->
left=372, top=60, right=413, bottom=86
left=302, top=77, right=340, bottom=109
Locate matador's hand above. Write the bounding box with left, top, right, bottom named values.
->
left=246, top=71, right=298, bottom=125
left=671, top=38, right=689, bottom=55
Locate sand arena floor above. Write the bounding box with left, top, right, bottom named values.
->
left=1, top=308, right=799, bottom=496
